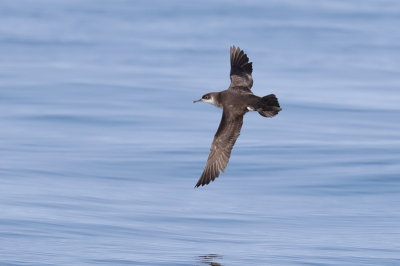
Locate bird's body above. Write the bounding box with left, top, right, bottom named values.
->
left=206, top=90, right=260, bottom=112
left=194, top=46, right=281, bottom=187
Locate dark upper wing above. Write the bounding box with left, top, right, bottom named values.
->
left=195, top=108, right=244, bottom=187
left=229, top=45, right=253, bottom=93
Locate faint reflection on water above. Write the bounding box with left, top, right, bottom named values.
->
left=197, top=254, right=223, bottom=266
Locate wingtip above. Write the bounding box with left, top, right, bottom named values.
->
left=195, top=172, right=220, bottom=188
left=230, top=45, right=252, bottom=72
left=194, top=183, right=206, bottom=188
left=195, top=178, right=206, bottom=188
left=195, top=178, right=204, bottom=188
left=230, top=44, right=240, bottom=51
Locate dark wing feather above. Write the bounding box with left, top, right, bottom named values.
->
left=195, top=109, right=244, bottom=187
left=229, top=45, right=253, bottom=93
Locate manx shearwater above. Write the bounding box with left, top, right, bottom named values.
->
left=194, top=46, right=282, bottom=187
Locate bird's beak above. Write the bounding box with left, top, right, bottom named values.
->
left=193, top=99, right=202, bottom=103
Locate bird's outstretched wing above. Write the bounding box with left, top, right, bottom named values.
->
left=195, top=108, right=244, bottom=187
left=229, top=45, right=253, bottom=93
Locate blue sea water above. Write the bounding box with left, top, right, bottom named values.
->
left=1, top=0, right=400, bottom=265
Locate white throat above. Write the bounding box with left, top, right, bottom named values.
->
left=203, top=97, right=220, bottom=108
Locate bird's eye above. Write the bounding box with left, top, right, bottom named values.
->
left=204, top=95, right=209, bottom=99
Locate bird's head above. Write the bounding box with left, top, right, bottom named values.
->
left=193, top=93, right=218, bottom=106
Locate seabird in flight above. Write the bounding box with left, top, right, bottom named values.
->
left=193, top=46, right=281, bottom=187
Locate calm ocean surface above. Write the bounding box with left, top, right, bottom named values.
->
left=1, top=0, right=399, bottom=265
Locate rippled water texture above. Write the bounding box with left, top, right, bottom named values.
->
left=1, top=0, right=400, bottom=265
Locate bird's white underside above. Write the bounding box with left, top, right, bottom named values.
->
left=203, top=98, right=255, bottom=111
left=203, top=97, right=220, bottom=107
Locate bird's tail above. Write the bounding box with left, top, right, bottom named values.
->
left=256, top=94, right=282, bottom=118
